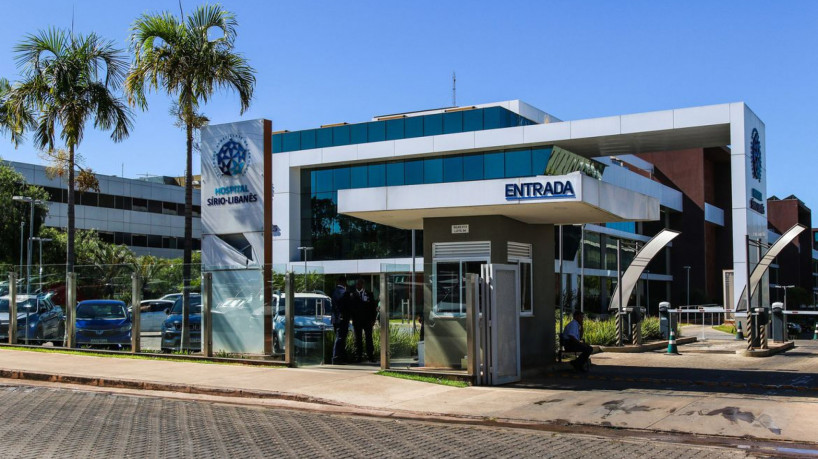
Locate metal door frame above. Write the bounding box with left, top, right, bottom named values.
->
left=481, top=263, right=521, bottom=386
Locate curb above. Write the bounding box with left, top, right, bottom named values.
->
left=0, top=368, right=338, bottom=406
left=599, top=336, right=697, bottom=353
left=738, top=341, right=795, bottom=357
left=543, top=369, right=818, bottom=393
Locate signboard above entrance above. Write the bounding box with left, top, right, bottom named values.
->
left=451, top=224, right=470, bottom=234
left=505, top=179, right=575, bottom=201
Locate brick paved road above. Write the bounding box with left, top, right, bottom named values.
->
left=0, top=385, right=755, bottom=459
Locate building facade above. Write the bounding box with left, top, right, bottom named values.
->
left=201, top=100, right=773, bottom=366
left=7, top=160, right=202, bottom=259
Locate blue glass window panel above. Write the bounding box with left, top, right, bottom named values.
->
left=368, top=163, right=385, bottom=187
left=404, top=116, right=423, bottom=138
left=424, top=158, right=443, bottom=183
left=368, top=121, right=386, bottom=142
left=386, top=162, right=404, bottom=186
left=423, top=114, right=443, bottom=136
left=404, top=160, right=424, bottom=185
left=443, top=112, right=463, bottom=134
left=386, top=119, right=405, bottom=141
left=299, top=130, right=316, bottom=150
left=531, top=147, right=552, bottom=175
left=282, top=132, right=300, bottom=152
left=607, top=222, right=636, bottom=233
left=272, top=134, right=283, bottom=153
left=462, top=153, right=484, bottom=181
left=332, top=125, right=351, bottom=146
left=443, top=155, right=463, bottom=182
left=334, top=167, right=351, bottom=190
left=462, top=109, right=483, bottom=132
left=350, top=124, right=367, bottom=144
left=505, top=149, right=532, bottom=178
left=314, top=169, right=334, bottom=193
left=483, top=106, right=504, bottom=129
left=484, top=152, right=505, bottom=179
left=310, top=170, right=317, bottom=193
left=350, top=166, right=368, bottom=188
left=316, top=128, right=333, bottom=148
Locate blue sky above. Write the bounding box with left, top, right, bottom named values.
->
left=1, top=1, right=817, bottom=213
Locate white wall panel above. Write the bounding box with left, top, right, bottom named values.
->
left=570, top=116, right=621, bottom=139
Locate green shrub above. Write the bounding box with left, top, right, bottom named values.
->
left=555, top=313, right=668, bottom=346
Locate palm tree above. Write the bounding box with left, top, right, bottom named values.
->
left=127, top=4, right=255, bottom=349
left=0, top=77, right=30, bottom=145
left=10, top=28, right=133, bottom=273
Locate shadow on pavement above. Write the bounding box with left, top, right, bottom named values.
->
left=519, top=364, right=818, bottom=397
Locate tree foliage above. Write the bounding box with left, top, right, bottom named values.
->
left=0, top=162, right=49, bottom=267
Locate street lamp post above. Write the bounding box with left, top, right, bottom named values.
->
left=683, top=266, right=692, bottom=306
left=774, top=284, right=795, bottom=310
left=645, top=269, right=650, bottom=316
left=19, top=221, right=24, bottom=278
left=297, top=246, right=313, bottom=292
left=30, top=237, right=52, bottom=293
left=13, top=196, right=45, bottom=295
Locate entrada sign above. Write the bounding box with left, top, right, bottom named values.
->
left=505, top=180, right=575, bottom=201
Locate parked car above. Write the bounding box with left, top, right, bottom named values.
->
left=161, top=294, right=202, bottom=352
left=159, top=293, right=183, bottom=303
left=139, top=299, right=175, bottom=332
left=0, top=294, right=65, bottom=345
left=75, top=300, right=132, bottom=348
left=272, top=293, right=333, bottom=355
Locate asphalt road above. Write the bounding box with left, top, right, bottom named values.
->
left=0, top=384, right=754, bottom=459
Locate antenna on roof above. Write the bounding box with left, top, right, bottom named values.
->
left=179, top=0, right=184, bottom=18
left=452, top=71, right=456, bottom=107
left=70, top=4, right=75, bottom=41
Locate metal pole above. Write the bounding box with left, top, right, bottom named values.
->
left=18, top=222, right=24, bottom=279
left=411, top=229, right=416, bottom=334
left=379, top=273, right=389, bottom=370
left=617, top=239, right=623, bottom=346
left=558, top=225, right=563, bottom=332
left=202, top=272, right=213, bottom=357
left=27, top=199, right=34, bottom=295
left=646, top=270, right=650, bottom=317
left=284, top=272, right=295, bottom=366
left=746, top=235, right=756, bottom=348
left=580, top=224, right=585, bottom=314
left=8, top=273, right=17, bottom=344
left=465, top=273, right=479, bottom=383
left=684, top=266, right=691, bottom=307
left=131, top=273, right=141, bottom=353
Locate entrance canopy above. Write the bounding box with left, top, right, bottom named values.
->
left=338, top=172, right=659, bottom=230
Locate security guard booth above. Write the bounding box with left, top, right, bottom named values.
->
left=339, top=172, right=660, bottom=380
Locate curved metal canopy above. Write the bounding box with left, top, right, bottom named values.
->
left=737, top=224, right=806, bottom=311
left=608, top=229, right=681, bottom=312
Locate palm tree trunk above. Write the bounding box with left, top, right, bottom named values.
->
left=181, top=123, right=193, bottom=351
left=67, top=144, right=75, bottom=273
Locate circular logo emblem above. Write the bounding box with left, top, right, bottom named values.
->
left=213, top=135, right=251, bottom=177
left=750, top=128, right=762, bottom=182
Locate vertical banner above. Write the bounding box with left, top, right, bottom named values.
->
left=200, top=119, right=273, bottom=354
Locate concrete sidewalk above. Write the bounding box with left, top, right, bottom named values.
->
left=0, top=349, right=816, bottom=445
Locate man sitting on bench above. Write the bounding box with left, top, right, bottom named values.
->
left=563, top=311, right=592, bottom=371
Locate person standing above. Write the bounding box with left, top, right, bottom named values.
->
left=330, top=276, right=350, bottom=365
left=348, top=277, right=377, bottom=363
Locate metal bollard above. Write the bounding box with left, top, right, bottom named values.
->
left=65, top=272, right=76, bottom=348
left=284, top=272, right=295, bottom=366
left=131, top=273, right=141, bottom=353
left=379, top=273, right=389, bottom=370
left=8, top=273, right=17, bottom=344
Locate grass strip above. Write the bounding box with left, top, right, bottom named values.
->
left=376, top=370, right=468, bottom=388
left=0, top=346, right=270, bottom=366
left=712, top=324, right=735, bottom=334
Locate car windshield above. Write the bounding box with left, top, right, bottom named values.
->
left=277, top=297, right=328, bottom=316
left=170, top=296, right=202, bottom=314
left=0, top=298, right=41, bottom=312
left=77, top=303, right=126, bottom=320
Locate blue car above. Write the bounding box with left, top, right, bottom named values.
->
left=0, top=294, right=65, bottom=345
left=75, top=300, right=132, bottom=348
left=161, top=295, right=202, bottom=352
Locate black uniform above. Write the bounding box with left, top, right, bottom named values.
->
left=347, top=288, right=377, bottom=362
left=330, top=284, right=349, bottom=364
